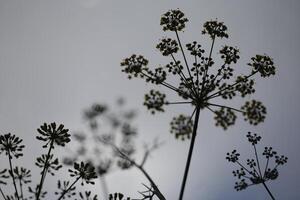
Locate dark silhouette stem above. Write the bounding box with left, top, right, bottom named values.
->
left=19, top=180, right=24, bottom=200
left=99, top=176, right=109, bottom=199
left=36, top=141, right=54, bottom=200
left=8, top=151, right=20, bottom=200
left=108, top=142, right=166, bottom=200
left=262, top=181, right=275, bottom=200
left=0, top=187, right=7, bottom=200
left=208, top=103, right=244, bottom=113
left=175, top=31, right=193, bottom=81
left=57, top=176, right=80, bottom=200
left=179, top=106, right=201, bottom=200
left=253, top=145, right=263, bottom=177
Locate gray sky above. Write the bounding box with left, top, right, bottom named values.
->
left=0, top=0, right=300, bottom=199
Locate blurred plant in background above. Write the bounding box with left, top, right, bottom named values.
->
left=62, top=98, right=138, bottom=199
left=226, top=132, right=288, bottom=200
left=120, top=8, right=276, bottom=200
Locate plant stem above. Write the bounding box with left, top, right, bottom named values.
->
left=8, top=151, right=20, bottom=200
left=262, top=181, right=275, bottom=200
left=109, top=143, right=166, bottom=200
left=179, top=106, right=201, bottom=200
left=19, top=180, right=24, bottom=200
left=253, top=145, right=263, bottom=177
left=0, top=187, right=7, bottom=200
left=99, top=176, right=109, bottom=200
left=137, top=165, right=166, bottom=200
left=36, top=141, right=54, bottom=200
left=57, top=176, right=80, bottom=200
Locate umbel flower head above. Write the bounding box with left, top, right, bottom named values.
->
left=36, top=154, right=62, bottom=175
left=120, top=9, right=275, bottom=139
left=13, top=167, right=31, bottom=184
left=226, top=132, right=287, bottom=192
left=0, top=133, right=24, bottom=158
left=36, top=122, right=70, bottom=148
left=68, top=162, right=97, bottom=185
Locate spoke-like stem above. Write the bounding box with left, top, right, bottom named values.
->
left=253, top=145, right=263, bottom=178
left=175, top=31, right=193, bottom=81
left=8, top=151, right=20, bottom=200
left=167, top=101, right=192, bottom=105
left=179, top=106, right=201, bottom=200
left=36, top=141, right=54, bottom=200
left=200, top=37, right=215, bottom=99
left=99, top=176, right=109, bottom=200
left=236, top=161, right=252, bottom=175
left=262, top=181, right=275, bottom=200
left=0, top=187, right=7, bottom=200
left=57, top=176, right=80, bottom=200
left=206, top=70, right=258, bottom=101
left=208, top=103, right=244, bottom=113
left=170, top=53, right=189, bottom=84
left=263, top=157, right=270, bottom=178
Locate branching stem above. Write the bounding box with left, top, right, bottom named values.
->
left=262, top=181, right=275, bottom=200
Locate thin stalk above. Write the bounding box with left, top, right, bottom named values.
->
left=207, top=103, right=244, bottom=113
left=262, top=181, right=275, bottom=200
left=179, top=106, right=201, bottom=200
left=19, top=180, right=24, bottom=200
left=170, top=53, right=189, bottom=84
left=57, top=176, right=80, bottom=200
left=137, top=165, right=166, bottom=200
left=175, top=31, right=193, bottom=81
left=0, top=187, right=7, bottom=200
left=99, top=176, right=109, bottom=200
left=8, top=151, right=20, bottom=200
left=110, top=143, right=166, bottom=200
left=263, top=157, right=270, bottom=178
left=167, top=101, right=192, bottom=105
left=205, top=70, right=258, bottom=101
left=200, top=37, right=215, bottom=99
left=253, top=145, right=263, bottom=177
left=36, top=141, right=54, bottom=200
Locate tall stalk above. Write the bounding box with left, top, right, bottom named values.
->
left=178, top=106, right=201, bottom=200
left=36, top=141, right=54, bottom=200
left=8, top=151, right=20, bottom=200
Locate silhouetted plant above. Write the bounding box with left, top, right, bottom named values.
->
left=226, top=132, right=287, bottom=199
left=0, top=123, right=100, bottom=200
left=120, top=8, right=276, bottom=199
left=63, top=99, right=138, bottom=198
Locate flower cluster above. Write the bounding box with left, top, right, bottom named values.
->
left=36, top=154, right=62, bottom=176
left=0, top=133, right=24, bottom=158
left=68, top=162, right=97, bottom=185
left=144, top=90, right=167, bottom=114
left=170, top=115, right=193, bottom=140
left=36, top=122, right=70, bottom=148
left=120, top=8, right=276, bottom=140
left=226, top=133, right=287, bottom=192
left=202, top=20, right=228, bottom=39
left=13, top=167, right=31, bottom=184
left=160, top=9, right=188, bottom=32
left=77, top=191, right=98, bottom=200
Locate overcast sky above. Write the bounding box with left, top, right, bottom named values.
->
left=0, top=0, right=300, bottom=199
